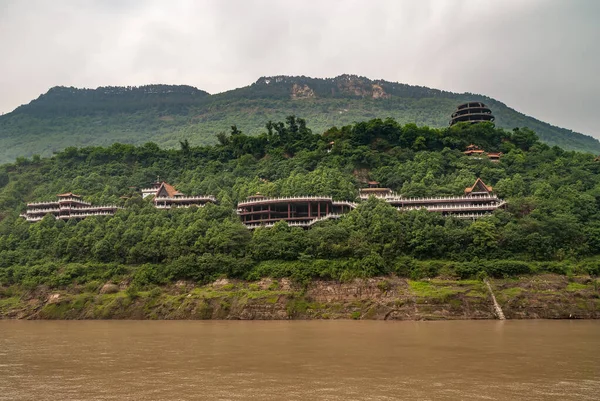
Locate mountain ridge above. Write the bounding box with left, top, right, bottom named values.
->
left=0, top=74, right=598, bottom=164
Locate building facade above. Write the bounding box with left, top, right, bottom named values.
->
left=359, top=178, right=505, bottom=219
left=237, top=194, right=356, bottom=229
left=149, top=181, right=217, bottom=209
left=20, top=193, right=121, bottom=222
left=238, top=179, right=504, bottom=228
left=22, top=180, right=504, bottom=225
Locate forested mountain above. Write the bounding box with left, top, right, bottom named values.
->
left=1, top=117, right=600, bottom=292
left=0, top=75, right=598, bottom=164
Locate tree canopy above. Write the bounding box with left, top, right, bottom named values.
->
left=1, top=116, right=600, bottom=288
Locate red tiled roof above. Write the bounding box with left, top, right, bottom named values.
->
left=464, top=178, right=493, bottom=193
left=157, top=182, right=181, bottom=198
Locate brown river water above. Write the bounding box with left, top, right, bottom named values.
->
left=0, top=320, right=598, bottom=400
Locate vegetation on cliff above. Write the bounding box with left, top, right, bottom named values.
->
left=1, top=75, right=598, bottom=165
left=2, top=275, right=598, bottom=320
left=0, top=117, right=599, bottom=299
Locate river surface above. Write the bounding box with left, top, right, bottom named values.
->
left=0, top=320, right=598, bottom=400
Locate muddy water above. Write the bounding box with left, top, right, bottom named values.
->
left=0, top=321, right=598, bottom=400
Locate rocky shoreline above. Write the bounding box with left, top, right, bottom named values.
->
left=1, top=274, right=598, bottom=320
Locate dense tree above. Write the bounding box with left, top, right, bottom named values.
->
left=1, top=116, right=600, bottom=288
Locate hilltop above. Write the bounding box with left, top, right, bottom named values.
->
left=0, top=75, right=599, bottom=164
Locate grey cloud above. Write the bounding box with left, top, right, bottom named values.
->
left=0, top=0, right=598, bottom=136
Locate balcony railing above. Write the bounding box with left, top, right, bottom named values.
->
left=22, top=210, right=118, bottom=222
left=243, top=213, right=343, bottom=229
left=398, top=201, right=505, bottom=212
left=26, top=208, right=61, bottom=214
left=67, top=205, right=121, bottom=211
left=382, top=194, right=497, bottom=203
left=23, top=216, right=45, bottom=222
left=332, top=201, right=358, bottom=209
left=155, top=195, right=217, bottom=202
left=452, top=212, right=495, bottom=219
left=155, top=204, right=209, bottom=209
left=26, top=201, right=59, bottom=207
left=58, top=198, right=91, bottom=205
left=238, top=195, right=335, bottom=206
left=58, top=211, right=116, bottom=219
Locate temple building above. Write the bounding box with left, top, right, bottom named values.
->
left=239, top=178, right=504, bottom=228
left=463, top=144, right=486, bottom=158
left=20, top=193, right=121, bottom=222
left=237, top=194, right=356, bottom=229
left=358, top=181, right=393, bottom=200
left=359, top=178, right=505, bottom=219
left=450, top=102, right=495, bottom=126
left=486, top=152, right=502, bottom=162
left=463, top=144, right=502, bottom=162
left=148, top=181, right=216, bottom=209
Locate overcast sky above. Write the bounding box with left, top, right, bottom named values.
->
left=1, top=0, right=598, bottom=136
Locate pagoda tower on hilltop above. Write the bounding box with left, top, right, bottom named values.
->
left=450, top=102, right=495, bottom=126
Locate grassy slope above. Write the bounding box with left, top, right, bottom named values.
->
left=1, top=76, right=599, bottom=164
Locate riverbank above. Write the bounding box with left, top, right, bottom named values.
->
left=1, top=274, right=598, bottom=320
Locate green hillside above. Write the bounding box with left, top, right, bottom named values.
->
left=1, top=117, right=600, bottom=292
left=0, top=75, right=598, bottom=164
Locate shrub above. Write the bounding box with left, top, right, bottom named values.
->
left=125, top=285, right=139, bottom=300
left=392, top=257, right=417, bottom=277
left=455, top=262, right=482, bottom=279
left=583, top=261, right=600, bottom=277
left=408, top=260, right=443, bottom=280
left=149, top=287, right=162, bottom=298
left=484, top=260, right=532, bottom=278
left=538, top=261, right=570, bottom=275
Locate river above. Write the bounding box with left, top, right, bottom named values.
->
left=0, top=320, right=598, bottom=400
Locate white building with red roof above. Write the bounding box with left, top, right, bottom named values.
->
left=142, top=181, right=217, bottom=209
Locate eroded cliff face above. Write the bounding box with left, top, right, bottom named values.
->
left=291, top=83, right=315, bottom=99
left=1, top=274, right=598, bottom=320
left=287, top=76, right=391, bottom=100
left=371, top=84, right=391, bottom=99
left=335, top=76, right=391, bottom=99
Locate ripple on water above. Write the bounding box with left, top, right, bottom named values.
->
left=0, top=320, right=599, bottom=401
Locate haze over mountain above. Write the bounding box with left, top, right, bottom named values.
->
left=0, top=74, right=598, bottom=164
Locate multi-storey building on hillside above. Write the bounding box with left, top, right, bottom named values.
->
left=22, top=180, right=503, bottom=226
left=238, top=178, right=504, bottom=228
left=142, top=181, right=217, bottom=209
left=359, top=178, right=505, bottom=220
left=237, top=194, right=356, bottom=229
left=20, top=193, right=121, bottom=222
